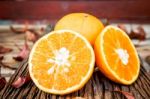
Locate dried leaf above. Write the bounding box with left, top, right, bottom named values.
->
left=44, top=24, right=53, bottom=34
left=10, top=22, right=28, bottom=34
left=13, top=41, right=30, bottom=61
left=118, top=24, right=128, bottom=33
left=0, top=77, right=6, bottom=90
left=12, top=74, right=31, bottom=88
left=25, top=30, right=39, bottom=42
left=0, top=45, right=12, bottom=54
left=14, top=43, right=22, bottom=51
left=102, top=19, right=110, bottom=26
left=113, top=87, right=135, bottom=99
left=129, top=26, right=146, bottom=40
left=0, top=62, right=16, bottom=70
left=146, top=55, right=150, bottom=65
left=38, top=27, right=45, bottom=35
left=0, top=55, right=4, bottom=60
left=40, top=27, right=45, bottom=34
left=0, top=55, right=16, bottom=70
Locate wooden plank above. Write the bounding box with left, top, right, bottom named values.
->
left=1, top=59, right=150, bottom=99
left=0, top=22, right=150, bottom=98
left=0, top=1, right=150, bottom=22
left=0, top=24, right=45, bottom=81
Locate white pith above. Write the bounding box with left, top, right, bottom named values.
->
left=115, top=48, right=129, bottom=65
left=47, top=47, right=70, bottom=74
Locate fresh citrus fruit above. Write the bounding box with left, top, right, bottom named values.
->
left=54, top=13, right=104, bottom=45
left=29, top=30, right=95, bottom=95
left=94, top=26, right=140, bottom=85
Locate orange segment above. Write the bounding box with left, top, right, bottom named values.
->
left=94, top=26, right=140, bottom=85
left=29, top=30, right=95, bottom=95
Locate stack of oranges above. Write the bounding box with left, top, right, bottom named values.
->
left=29, top=13, right=140, bottom=95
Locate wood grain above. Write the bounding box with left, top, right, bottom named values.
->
left=0, top=23, right=150, bottom=98
left=0, top=59, right=150, bottom=99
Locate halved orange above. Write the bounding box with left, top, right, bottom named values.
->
left=94, top=26, right=140, bottom=85
left=29, top=30, right=95, bottom=95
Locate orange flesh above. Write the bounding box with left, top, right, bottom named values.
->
left=103, top=28, right=138, bottom=81
left=31, top=32, right=92, bottom=90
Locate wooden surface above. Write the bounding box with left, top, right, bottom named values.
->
left=0, top=59, right=150, bottom=99
left=0, top=0, right=150, bottom=22
left=0, top=23, right=150, bottom=98
left=0, top=24, right=46, bottom=81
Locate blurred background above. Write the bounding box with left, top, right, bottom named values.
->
left=0, top=0, right=150, bottom=81
left=0, top=0, right=150, bottom=23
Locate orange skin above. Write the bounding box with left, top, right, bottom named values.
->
left=54, top=13, right=104, bottom=45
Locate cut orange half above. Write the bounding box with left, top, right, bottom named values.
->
left=94, top=26, right=140, bottom=85
left=29, top=30, right=95, bottom=95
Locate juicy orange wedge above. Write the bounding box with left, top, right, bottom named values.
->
left=29, top=30, right=95, bottom=95
left=94, top=26, right=140, bottom=85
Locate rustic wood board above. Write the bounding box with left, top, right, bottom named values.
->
left=0, top=59, right=150, bottom=99
left=0, top=24, right=46, bottom=81
left=0, top=23, right=150, bottom=99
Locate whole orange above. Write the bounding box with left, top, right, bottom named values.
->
left=54, top=13, right=104, bottom=45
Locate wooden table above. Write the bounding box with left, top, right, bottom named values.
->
left=0, top=59, right=150, bottom=99
left=0, top=22, right=150, bottom=99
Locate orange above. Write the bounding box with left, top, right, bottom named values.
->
left=54, top=13, right=104, bottom=45
left=94, top=26, right=140, bottom=85
left=29, top=30, right=95, bottom=95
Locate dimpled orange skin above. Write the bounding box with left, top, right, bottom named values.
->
left=54, top=13, right=104, bottom=45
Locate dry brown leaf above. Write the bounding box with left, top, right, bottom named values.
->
left=12, top=74, right=31, bottom=88
left=118, top=24, right=128, bottom=33
left=25, top=30, right=39, bottom=42
left=113, top=87, right=135, bottom=99
left=130, top=26, right=146, bottom=40
left=10, top=22, right=28, bottom=34
left=13, top=41, right=30, bottom=61
left=0, top=55, right=16, bottom=70
left=0, top=77, right=6, bottom=90
left=0, top=45, right=13, bottom=54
